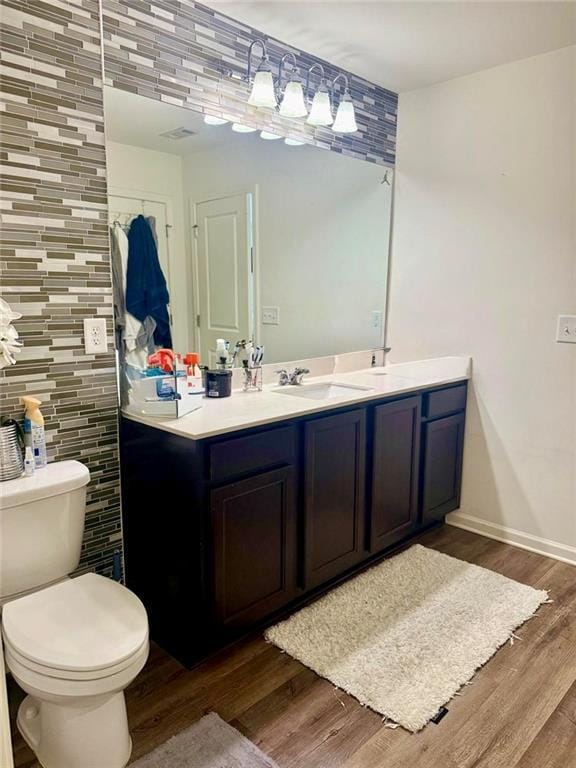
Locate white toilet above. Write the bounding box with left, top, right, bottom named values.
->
left=0, top=461, right=149, bottom=768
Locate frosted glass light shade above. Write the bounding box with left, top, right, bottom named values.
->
left=279, top=81, right=308, bottom=118
left=248, top=70, right=277, bottom=109
left=307, top=89, right=333, bottom=127
left=284, top=138, right=305, bottom=146
left=232, top=123, right=257, bottom=133
left=260, top=131, right=281, bottom=140
left=332, top=94, right=358, bottom=133
left=203, top=115, right=228, bottom=126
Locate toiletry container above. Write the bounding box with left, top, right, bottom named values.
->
left=20, top=396, right=47, bottom=468
left=205, top=369, right=232, bottom=398
left=0, top=421, right=24, bottom=481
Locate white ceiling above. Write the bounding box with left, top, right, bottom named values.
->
left=205, top=1, right=576, bottom=92
left=104, top=87, right=238, bottom=155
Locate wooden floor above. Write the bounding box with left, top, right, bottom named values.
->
left=10, top=526, right=576, bottom=768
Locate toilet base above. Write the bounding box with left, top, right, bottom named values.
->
left=17, top=692, right=132, bottom=768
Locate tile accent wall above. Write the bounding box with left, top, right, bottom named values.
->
left=102, top=0, right=398, bottom=166
left=0, top=0, right=121, bottom=578
left=0, top=0, right=397, bottom=579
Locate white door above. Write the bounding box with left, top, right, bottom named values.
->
left=195, top=193, right=253, bottom=366
left=108, top=196, right=171, bottom=290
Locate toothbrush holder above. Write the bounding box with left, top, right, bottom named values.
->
left=243, top=366, right=262, bottom=392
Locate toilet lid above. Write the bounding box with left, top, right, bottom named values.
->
left=2, top=573, right=148, bottom=673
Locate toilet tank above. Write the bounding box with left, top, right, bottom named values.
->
left=0, top=461, right=90, bottom=601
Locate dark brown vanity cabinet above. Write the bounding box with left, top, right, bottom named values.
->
left=120, top=381, right=467, bottom=667
left=211, top=466, right=297, bottom=627
left=421, top=411, right=465, bottom=524
left=370, top=396, right=421, bottom=553
left=303, top=409, right=367, bottom=589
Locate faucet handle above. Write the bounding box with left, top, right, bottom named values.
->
left=275, top=369, right=289, bottom=386
left=289, top=367, right=310, bottom=385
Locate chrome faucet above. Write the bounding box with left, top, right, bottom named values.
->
left=276, top=367, right=310, bottom=386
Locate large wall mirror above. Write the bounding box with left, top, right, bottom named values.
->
left=103, top=86, right=393, bottom=370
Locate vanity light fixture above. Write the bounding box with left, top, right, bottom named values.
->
left=247, top=39, right=277, bottom=110
left=331, top=74, right=358, bottom=134
left=284, top=138, right=306, bottom=146
left=232, top=123, right=257, bottom=133
left=260, top=131, right=282, bottom=140
left=306, top=64, right=333, bottom=127
left=240, top=40, right=359, bottom=137
left=278, top=53, right=307, bottom=118
left=203, top=115, right=229, bottom=126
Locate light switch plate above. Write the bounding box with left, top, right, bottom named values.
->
left=262, top=306, right=280, bottom=325
left=372, top=310, right=383, bottom=329
left=556, top=315, right=576, bottom=344
left=83, top=318, right=108, bottom=354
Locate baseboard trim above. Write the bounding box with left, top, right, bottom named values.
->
left=447, top=512, right=576, bottom=566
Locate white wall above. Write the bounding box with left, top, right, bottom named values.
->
left=388, top=46, right=576, bottom=562
left=106, top=141, right=191, bottom=351
left=183, top=139, right=391, bottom=362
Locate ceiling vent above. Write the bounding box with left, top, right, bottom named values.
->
left=159, top=127, right=197, bottom=140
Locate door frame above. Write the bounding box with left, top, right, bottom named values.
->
left=190, top=186, right=258, bottom=354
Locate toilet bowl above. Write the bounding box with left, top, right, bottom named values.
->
left=2, top=573, right=149, bottom=768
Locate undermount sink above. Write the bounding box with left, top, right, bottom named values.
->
left=273, top=382, right=373, bottom=400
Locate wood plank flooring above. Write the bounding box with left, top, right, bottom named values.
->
left=9, top=527, right=576, bottom=768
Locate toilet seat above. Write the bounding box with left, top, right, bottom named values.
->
left=2, top=573, right=148, bottom=675
left=4, top=636, right=149, bottom=701
left=3, top=635, right=149, bottom=682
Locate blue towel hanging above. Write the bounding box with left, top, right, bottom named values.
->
left=126, top=215, right=172, bottom=348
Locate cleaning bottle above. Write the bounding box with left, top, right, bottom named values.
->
left=20, top=396, right=47, bottom=468
left=24, top=446, right=35, bottom=477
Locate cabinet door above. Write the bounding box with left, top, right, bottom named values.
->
left=304, top=409, right=366, bottom=590
left=370, top=396, right=421, bottom=553
left=211, top=467, right=297, bottom=627
left=421, top=412, right=465, bottom=524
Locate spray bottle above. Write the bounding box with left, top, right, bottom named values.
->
left=20, top=396, right=47, bottom=468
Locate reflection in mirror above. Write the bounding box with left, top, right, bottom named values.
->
left=104, top=86, right=392, bottom=395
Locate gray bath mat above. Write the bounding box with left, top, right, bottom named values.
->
left=266, top=544, right=549, bottom=732
left=130, top=712, right=279, bottom=768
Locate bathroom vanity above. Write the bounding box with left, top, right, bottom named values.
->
left=120, top=358, right=469, bottom=667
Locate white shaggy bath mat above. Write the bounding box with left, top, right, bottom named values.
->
left=266, top=544, right=548, bottom=731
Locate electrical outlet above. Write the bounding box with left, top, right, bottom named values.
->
left=83, top=318, right=108, bottom=354
left=556, top=315, right=576, bottom=344
left=262, top=306, right=280, bottom=325
left=371, top=310, right=383, bottom=329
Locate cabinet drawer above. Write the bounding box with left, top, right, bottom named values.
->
left=423, top=384, right=467, bottom=419
left=209, top=425, right=297, bottom=483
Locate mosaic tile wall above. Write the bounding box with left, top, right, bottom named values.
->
left=0, top=0, right=397, bottom=580
left=0, top=0, right=122, bottom=578
left=102, top=0, right=398, bottom=166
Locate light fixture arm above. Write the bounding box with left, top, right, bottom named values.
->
left=247, top=38, right=270, bottom=83
left=305, top=63, right=327, bottom=105
left=278, top=52, right=298, bottom=96
left=331, top=73, right=350, bottom=101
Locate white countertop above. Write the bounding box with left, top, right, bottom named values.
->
left=123, top=356, right=471, bottom=441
